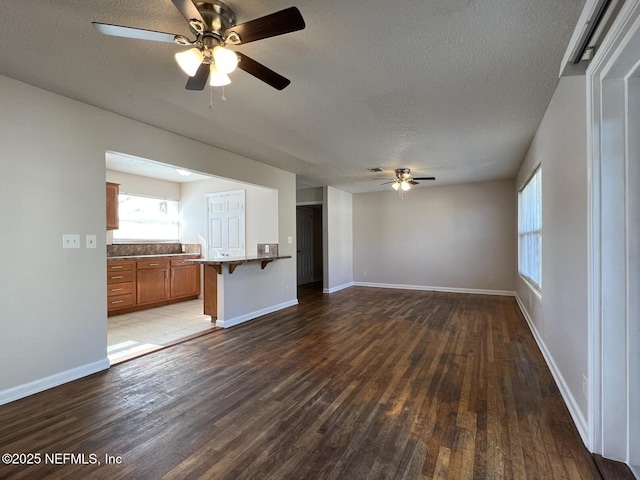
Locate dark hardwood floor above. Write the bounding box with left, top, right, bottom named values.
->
left=0, top=287, right=603, bottom=479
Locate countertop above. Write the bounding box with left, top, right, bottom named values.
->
left=184, top=255, right=291, bottom=274
left=185, top=254, right=291, bottom=265
left=107, top=253, right=201, bottom=261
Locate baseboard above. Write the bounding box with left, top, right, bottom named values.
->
left=323, top=282, right=354, bottom=294
left=216, top=299, right=299, bottom=328
left=514, top=294, right=589, bottom=446
left=353, top=281, right=516, bottom=297
left=0, top=358, right=110, bottom=406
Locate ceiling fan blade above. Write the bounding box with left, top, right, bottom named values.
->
left=380, top=181, right=395, bottom=185
left=171, top=0, right=205, bottom=24
left=412, top=176, right=436, bottom=180
left=409, top=180, right=419, bottom=185
left=225, top=7, right=305, bottom=45
left=236, top=53, right=291, bottom=90
left=185, top=62, right=209, bottom=90
left=92, top=22, right=179, bottom=43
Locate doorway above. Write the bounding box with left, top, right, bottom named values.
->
left=587, top=1, right=640, bottom=473
left=296, top=205, right=323, bottom=288
left=105, top=153, right=274, bottom=364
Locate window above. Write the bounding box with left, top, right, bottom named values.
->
left=113, top=194, right=179, bottom=242
left=518, top=167, right=542, bottom=289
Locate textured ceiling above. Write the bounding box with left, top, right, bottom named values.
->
left=0, top=0, right=585, bottom=193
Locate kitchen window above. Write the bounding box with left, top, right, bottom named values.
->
left=113, top=194, right=179, bottom=242
left=518, top=167, right=542, bottom=289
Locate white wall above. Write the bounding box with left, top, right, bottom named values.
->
left=324, top=187, right=353, bottom=292
left=515, top=75, right=589, bottom=437
left=296, top=187, right=323, bottom=204
left=106, top=169, right=181, bottom=200
left=0, top=75, right=297, bottom=404
left=180, top=177, right=278, bottom=256
left=353, top=180, right=517, bottom=293
left=0, top=79, right=108, bottom=403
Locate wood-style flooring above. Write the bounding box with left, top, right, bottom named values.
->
left=0, top=286, right=603, bottom=479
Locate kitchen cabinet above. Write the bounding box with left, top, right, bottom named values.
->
left=107, top=260, right=135, bottom=312
left=107, top=255, right=201, bottom=316
left=106, top=182, right=119, bottom=230
left=136, top=260, right=169, bottom=305
left=170, top=258, right=200, bottom=299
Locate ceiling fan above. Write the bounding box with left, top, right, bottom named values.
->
left=381, top=168, right=436, bottom=192
left=92, top=0, right=305, bottom=91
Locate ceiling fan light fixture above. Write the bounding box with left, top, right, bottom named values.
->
left=401, top=180, right=411, bottom=191
left=213, top=46, right=238, bottom=74
left=175, top=48, right=204, bottom=77
left=209, top=64, right=231, bottom=86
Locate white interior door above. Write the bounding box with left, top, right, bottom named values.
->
left=296, top=207, right=313, bottom=285
left=207, top=190, right=245, bottom=258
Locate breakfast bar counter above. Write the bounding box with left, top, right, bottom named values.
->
left=185, top=254, right=291, bottom=275
left=185, top=255, right=291, bottom=320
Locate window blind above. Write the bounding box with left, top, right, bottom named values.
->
left=518, top=168, right=542, bottom=288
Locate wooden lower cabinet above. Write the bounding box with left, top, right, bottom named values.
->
left=170, top=258, right=200, bottom=299
left=108, top=255, right=200, bottom=316
left=107, top=260, right=136, bottom=312
left=136, top=263, right=169, bottom=305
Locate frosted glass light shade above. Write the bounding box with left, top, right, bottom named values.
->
left=400, top=180, right=411, bottom=191
left=392, top=181, right=400, bottom=191
left=175, top=48, right=204, bottom=77
left=213, top=46, right=238, bottom=74
left=209, top=64, right=231, bottom=86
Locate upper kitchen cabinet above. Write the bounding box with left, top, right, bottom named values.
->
left=106, top=182, right=119, bottom=230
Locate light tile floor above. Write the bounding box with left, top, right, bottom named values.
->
left=107, top=299, right=216, bottom=364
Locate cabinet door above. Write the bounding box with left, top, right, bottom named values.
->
left=106, top=182, right=119, bottom=230
left=136, top=268, right=168, bottom=304
left=170, top=265, right=200, bottom=298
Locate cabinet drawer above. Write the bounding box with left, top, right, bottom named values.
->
left=137, top=260, right=169, bottom=269
left=171, top=257, right=199, bottom=267
left=107, top=293, right=135, bottom=310
left=107, top=260, right=135, bottom=272
left=107, top=282, right=135, bottom=297
left=107, top=270, right=135, bottom=284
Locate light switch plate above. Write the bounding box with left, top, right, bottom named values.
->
left=62, top=234, right=81, bottom=249
left=86, top=234, right=97, bottom=249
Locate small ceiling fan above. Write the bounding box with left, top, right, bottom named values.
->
left=92, top=0, right=305, bottom=90
left=380, top=168, right=436, bottom=192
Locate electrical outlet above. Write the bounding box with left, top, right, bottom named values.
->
left=285, top=285, right=290, bottom=294
left=489, top=275, right=494, bottom=284
left=62, top=234, right=80, bottom=249
left=287, top=236, right=293, bottom=244
left=362, top=271, right=367, bottom=278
